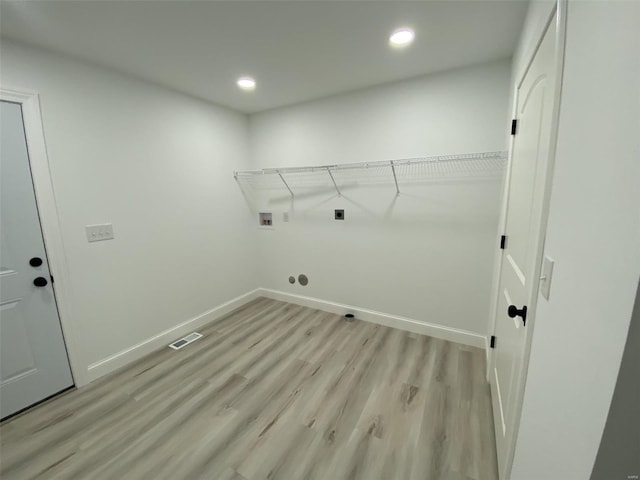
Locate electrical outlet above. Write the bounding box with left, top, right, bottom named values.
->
left=86, top=223, right=115, bottom=242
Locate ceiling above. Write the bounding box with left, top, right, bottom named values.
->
left=0, top=1, right=528, bottom=113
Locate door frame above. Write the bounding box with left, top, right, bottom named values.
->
left=1, top=87, right=87, bottom=387
left=485, top=1, right=567, bottom=478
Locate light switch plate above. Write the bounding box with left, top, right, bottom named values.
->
left=283, top=212, right=289, bottom=222
left=86, top=223, right=114, bottom=242
left=540, top=255, right=555, bottom=300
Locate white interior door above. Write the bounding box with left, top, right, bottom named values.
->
left=490, top=14, right=560, bottom=478
left=0, top=100, right=74, bottom=419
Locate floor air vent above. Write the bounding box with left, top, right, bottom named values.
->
left=169, top=332, right=203, bottom=350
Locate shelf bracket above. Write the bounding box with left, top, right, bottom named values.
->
left=326, top=167, right=341, bottom=196
left=390, top=161, right=400, bottom=195
left=277, top=170, right=294, bottom=197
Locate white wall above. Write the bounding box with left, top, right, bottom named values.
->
left=509, top=2, right=640, bottom=479
left=590, top=282, right=640, bottom=479
left=0, top=41, right=259, bottom=384
left=248, top=61, right=511, bottom=341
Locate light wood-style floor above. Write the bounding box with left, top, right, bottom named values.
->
left=0, top=298, right=498, bottom=480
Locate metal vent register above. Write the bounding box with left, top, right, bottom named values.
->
left=169, top=332, right=203, bottom=350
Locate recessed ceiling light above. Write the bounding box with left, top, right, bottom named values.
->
left=237, top=76, right=256, bottom=91
left=389, top=28, right=415, bottom=48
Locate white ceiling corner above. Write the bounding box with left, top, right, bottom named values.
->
left=0, top=1, right=528, bottom=113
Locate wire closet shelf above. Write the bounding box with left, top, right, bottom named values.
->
left=233, top=150, right=507, bottom=196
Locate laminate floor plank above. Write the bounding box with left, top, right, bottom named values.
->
left=0, top=298, right=498, bottom=480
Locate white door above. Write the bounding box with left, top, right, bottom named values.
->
left=490, top=14, right=560, bottom=478
left=0, top=100, right=73, bottom=419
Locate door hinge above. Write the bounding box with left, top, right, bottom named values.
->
left=490, top=335, right=496, bottom=349
left=50, top=275, right=54, bottom=284
left=500, top=235, right=507, bottom=249
left=511, top=119, right=518, bottom=135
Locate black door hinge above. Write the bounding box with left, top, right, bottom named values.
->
left=500, top=235, right=507, bottom=249
left=511, top=119, right=518, bottom=135
left=50, top=275, right=54, bottom=284
left=490, top=335, right=496, bottom=349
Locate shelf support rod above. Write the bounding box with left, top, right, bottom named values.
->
left=390, top=161, right=400, bottom=195
left=326, top=167, right=341, bottom=196
left=277, top=170, right=294, bottom=197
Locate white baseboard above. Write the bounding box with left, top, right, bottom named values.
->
left=86, top=289, right=261, bottom=383
left=257, top=288, right=486, bottom=349
left=85, top=287, right=487, bottom=385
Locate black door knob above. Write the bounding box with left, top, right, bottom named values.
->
left=508, top=305, right=527, bottom=326
left=29, top=257, right=43, bottom=267
left=33, top=277, right=48, bottom=287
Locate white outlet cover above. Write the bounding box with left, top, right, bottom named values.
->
left=86, top=223, right=115, bottom=242
left=283, top=212, right=289, bottom=222
left=540, top=255, right=555, bottom=300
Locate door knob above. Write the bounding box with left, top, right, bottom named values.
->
left=508, top=304, right=527, bottom=326
left=29, top=257, right=43, bottom=267
left=33, top=277, right=48, bottom=287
